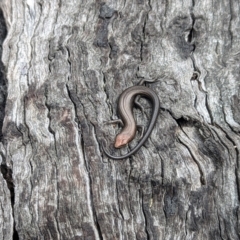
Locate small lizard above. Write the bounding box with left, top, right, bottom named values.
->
left=102, top=84, right=160, bottom=160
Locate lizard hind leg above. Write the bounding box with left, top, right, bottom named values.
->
left=137, top=125, right=145, bottom=139
left=134, top=95, right=145, bottom=114
left=137, top=78, right=159, bottom=86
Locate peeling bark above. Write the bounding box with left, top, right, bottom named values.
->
left=0, top=0, right=240, bottom=239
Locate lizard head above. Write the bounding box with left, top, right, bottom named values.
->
left=114, top=133, right=132, bottom=148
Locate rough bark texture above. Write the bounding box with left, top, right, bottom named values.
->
left=0, top=0, right=240, bottom=239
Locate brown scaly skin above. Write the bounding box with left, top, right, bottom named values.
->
left=102, top=85, right=160, bottom=160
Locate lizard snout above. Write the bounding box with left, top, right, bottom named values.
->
left=114, top=133, right=131, bottom=148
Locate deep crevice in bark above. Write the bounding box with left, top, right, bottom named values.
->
left=0, top=164, right=14, bottom=205
left=188, top=14, right=196, bottom=52
left=140, top=14, right=147, bottom=62
left=176, top=118, right=206, bottom=185
left=66, top=84, right=103, bottom=239
left=0, top=7, right=19, bottom=240
left=0, top=8, right=7, bottom=141
left=0, top=164, right=19, bottom=240
left=141, top=190, right=150, bottom=240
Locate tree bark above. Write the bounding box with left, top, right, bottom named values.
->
left=0, top=0, right=240, bottom=239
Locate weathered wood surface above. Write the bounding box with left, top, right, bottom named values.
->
left=0, top=0, right=240, bottom=239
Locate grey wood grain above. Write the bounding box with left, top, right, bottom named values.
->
left=0, top=0, right=239, bottom=239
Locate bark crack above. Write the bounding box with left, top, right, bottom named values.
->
left=235, top=165, right=240, bottom=203
left=66, top=84, right=103, bottom=239
left=185, top=208, right=190, bottom=238
left=140, top=189, right=150, bottom=240
left=140, top=4, right=151, bottom=62
left=85, top=154, right=104, bottom=240
left=228, top=0, right=234, bottom=45
left=217, top=211, right=224, bottom=240
left=44, top=86, right=61, bottom=238
left=176, top=125, right=206, bottom=185
left=116, top=180, right=124, bottom=220
left=0, top=7, right=18, bottom=239
left=54, top=161, right=61, bottom=239
left=102, top=71, right=113, bottom=117
left=0, top=164, right=19, bottom=240
left=212, top=125, right=240, bottom=202
left=205, top=95, right=214, bottom=124
left=65, top=84, right=79, bottom=126
left=147, top=0, right=152, bottom=10
left=0, top=7, right=7, bottom=142
left=187, top=14, right=195, bottom=49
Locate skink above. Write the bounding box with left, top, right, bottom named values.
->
left=102, top=85, right=160, bottom=160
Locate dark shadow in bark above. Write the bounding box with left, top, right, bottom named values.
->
left=0, top=7, right=19, bottom=240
